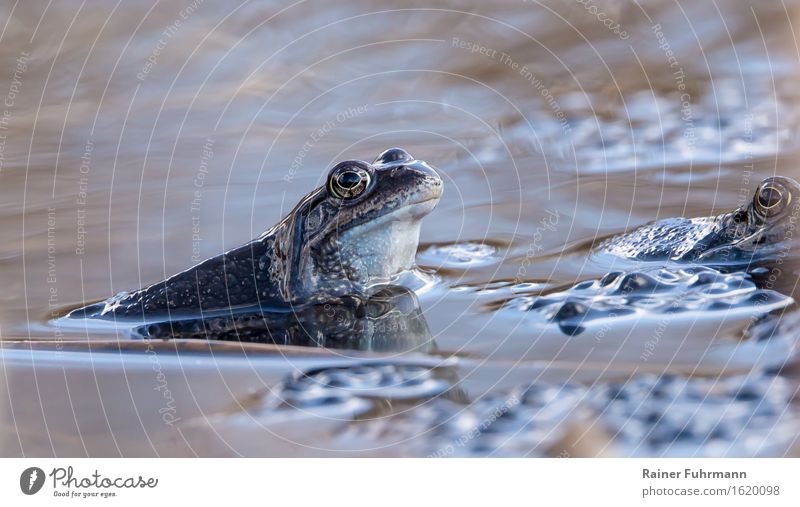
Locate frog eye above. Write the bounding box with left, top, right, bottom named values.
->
left=754, top=182, right=788, bottom=217
left=328, top=162, right=371, bottom=200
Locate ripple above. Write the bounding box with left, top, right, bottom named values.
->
left=451, top=279, right=550, bottom=296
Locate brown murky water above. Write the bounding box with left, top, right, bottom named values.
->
left=1, top=0, right=800, bottom=456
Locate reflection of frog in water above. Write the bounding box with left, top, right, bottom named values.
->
left=68, top=148, right=442, bottom=321
left=136, top=285, right=435, bottom=353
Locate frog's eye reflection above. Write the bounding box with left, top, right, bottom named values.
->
left=337, top=170, right=362, bottom=189
left=328, top=165, right=371, bottom=199
left=755, top=184, right=786, bottom=217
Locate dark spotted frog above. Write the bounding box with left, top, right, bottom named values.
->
left=68, top=148, right=443, bottom=321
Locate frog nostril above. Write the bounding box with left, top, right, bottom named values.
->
left=374, top=147, right=412, bottom=166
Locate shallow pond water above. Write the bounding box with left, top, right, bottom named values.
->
left=1, top=0, right=800, bottom=456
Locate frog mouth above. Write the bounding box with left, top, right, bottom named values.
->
left=394, top=195, right=440, bottom=218
left=338, top=195, right=440, bottom=241
left=390, top=179, right=444, bottom=218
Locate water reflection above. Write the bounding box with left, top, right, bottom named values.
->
left=133, top=285, right=434, bottom=353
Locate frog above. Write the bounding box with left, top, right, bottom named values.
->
left=68, top=148, right=443, bottom=321
left=596, top=176, right=800, bottom=264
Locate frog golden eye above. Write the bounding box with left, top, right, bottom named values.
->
left=755, top=183, right=787, bottom=217
left=328, top=163, right=371, bottom=200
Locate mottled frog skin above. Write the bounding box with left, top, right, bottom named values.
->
left=596, top=176, right=800, bottom=264
left=69, top=148, right=442, bottom=320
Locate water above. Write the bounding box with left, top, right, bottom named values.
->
left=1, top=0, right=800, bottom=456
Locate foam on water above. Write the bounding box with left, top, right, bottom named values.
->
left=499, top=266, right=794, bottom=336
left=417, top=242, right=502, bottom=269
left=210, top=359, right=799, bottom=457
